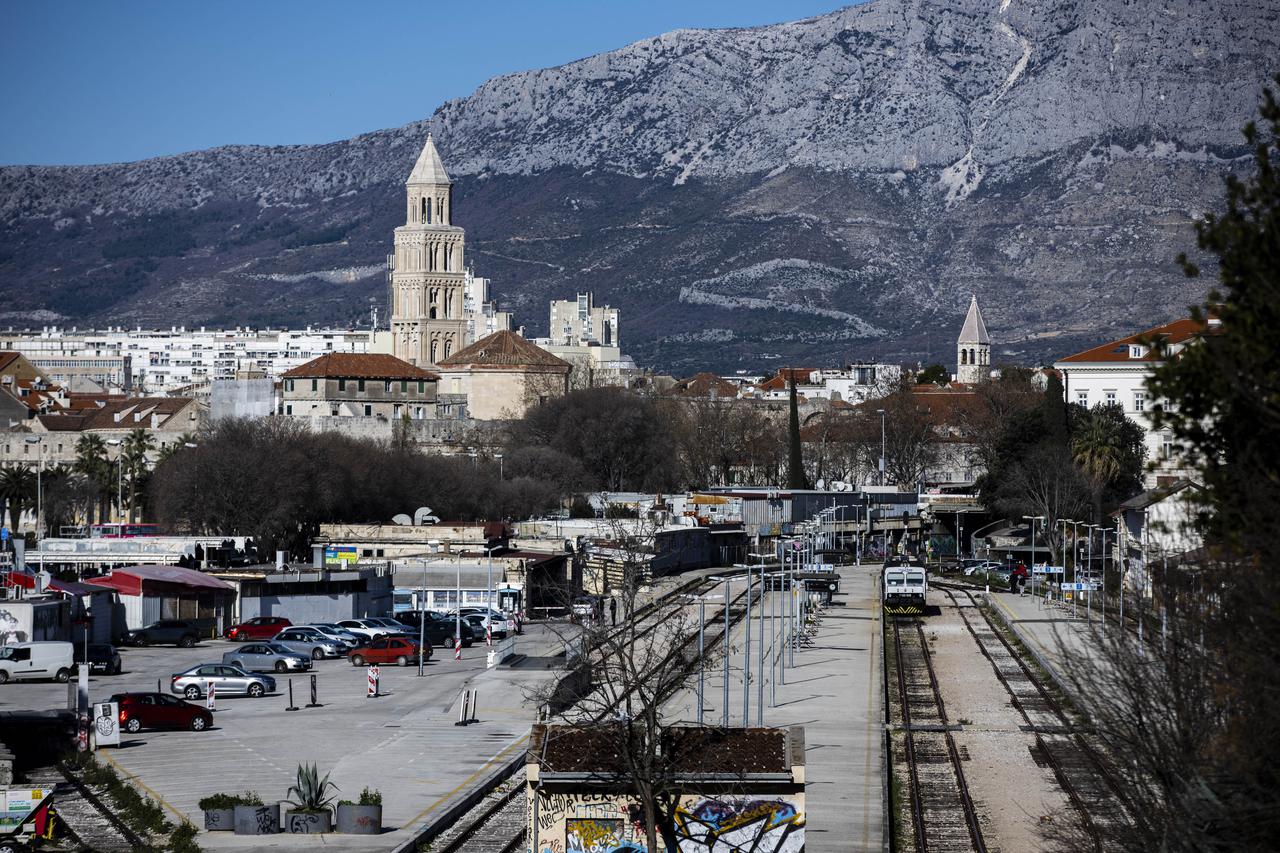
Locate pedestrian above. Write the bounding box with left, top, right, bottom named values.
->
left=609, top=597, right=618, bottom=626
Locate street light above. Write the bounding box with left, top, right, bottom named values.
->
left=106, top=439, right=123, bottom=523
left=1022, top=515, right=1044, bottom=596
left=494, top=453, right=504, bottom=482
left=23, top=437, right=45, bottom=541
left=876, top=409, right=886, bottom=486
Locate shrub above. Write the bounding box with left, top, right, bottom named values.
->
left=197, top=791, right=262, bottom=811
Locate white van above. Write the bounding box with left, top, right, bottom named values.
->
left=0, top=641, right=75, bottom=683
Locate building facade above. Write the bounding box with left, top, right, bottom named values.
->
left=547, top=292, right=619, bottom=347
left=956, top=295, right=990, bottom=384
left=390, top=134, right=468, bottom=367
left=280, top=353, right=438, bottom=420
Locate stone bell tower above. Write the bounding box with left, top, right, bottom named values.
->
left=390, top=134, right=468, bottom=367
left=956, top=295, right=990, bottom=384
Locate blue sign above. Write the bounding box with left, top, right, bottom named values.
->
left=1032, top=565, right=1065, bottom=574
left=1059, top=582, right=1101, bottom=591
left=0, top=526, right=8, bottom=542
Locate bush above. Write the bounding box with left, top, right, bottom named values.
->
left=358, top=787, right=382, bottom=807
left=168, top=820, right=202, bottom=853
left=197, top=791, right=262, bottom=811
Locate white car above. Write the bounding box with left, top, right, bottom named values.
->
left=0, top=641, right=74, bottom=683
left=455, top=607, right=516, bottom=637
left=336, top=618, right=394, bottom=641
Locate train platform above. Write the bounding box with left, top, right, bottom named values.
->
left=666, top=563, right=885, bottom=853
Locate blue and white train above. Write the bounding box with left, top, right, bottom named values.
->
left=882, top=556, right=929, bottom=615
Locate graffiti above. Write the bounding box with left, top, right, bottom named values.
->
left=674, top=797, right=805, bottom=853
left=287, top=811, right=326, bottom=833
left=538, top=841, right=564, bottom=853
left=0, top=608, right=27, bottom=644
left=566, top=818, right=622, bottom=853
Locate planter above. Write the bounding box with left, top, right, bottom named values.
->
left=203, top=807, right=235, bottom=831
left=233, top=803, right=279, bottom=835
left=286, top=809, right=332, bottom=834
left=336, top=803, right=382, bottom=834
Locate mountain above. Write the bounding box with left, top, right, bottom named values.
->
left=1, top=0, right=1275, bottom=373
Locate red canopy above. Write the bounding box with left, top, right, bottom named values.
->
left=85, top=565, right=234, bottom=597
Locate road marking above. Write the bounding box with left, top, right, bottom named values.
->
left=400, top=733, right=530, bottom=829
left=98, top=749, right=187, bottom=822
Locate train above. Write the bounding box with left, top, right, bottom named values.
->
left=883, top=556, right=928, bottom=615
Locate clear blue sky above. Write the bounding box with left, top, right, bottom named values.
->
left=1, top=0, right=850, bottom=166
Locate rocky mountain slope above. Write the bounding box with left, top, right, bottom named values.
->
left=1, top=0, right=1275, bottom=373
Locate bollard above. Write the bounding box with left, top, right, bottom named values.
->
left=454, top=689, right=478, bottom=726
left=367, top=665, right=380, bottom=698
left=470, top=689, right=478, bottom=723
left=206, top=681, right=216, bottom=712
left=454, top=638, right=462, bottom=661
left=306, top=674, right=322, bottom=708
left=285, top=678, right=299, bottom=712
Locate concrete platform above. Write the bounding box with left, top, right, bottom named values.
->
left=666, top=564, right=885, bottom=853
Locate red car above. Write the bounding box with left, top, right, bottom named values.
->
left=110, top=692, right=213, bottom=733
left=225, top=616, right=292, bottom=641
left=349, top=636, right=431, bottom=667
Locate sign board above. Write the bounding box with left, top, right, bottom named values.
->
left=94, top=701, right=120, bottom=747
left=1059, top=582, right=1101, bottom=591
left=324, top=545, right=359, bottom=566
left=0, top=787, right=50, bottom=829
left=1032, top=565, right=1066, bottom=575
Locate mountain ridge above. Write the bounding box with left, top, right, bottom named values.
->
left=1, top=0, right=1275, bottom=372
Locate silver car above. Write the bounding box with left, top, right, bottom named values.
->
left=272, top=627, right=345, bottom=660
left=306, top=623, right=363, bottom=648
left=170, top=663, right=274, bottom=699
left=222, top=642, right=311, bottom=673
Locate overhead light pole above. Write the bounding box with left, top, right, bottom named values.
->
left=23, top=437, right=45, bottom=541
left=106, top=439, right=123, bottom=523
left=876, top=409, right=886, bottom=486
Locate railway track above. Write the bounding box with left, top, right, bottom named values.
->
left=938, top=585, right=1131, bottom=851
left=21, top=763, right=140, bottom=852
left=889, top=616, right=986, bottom=853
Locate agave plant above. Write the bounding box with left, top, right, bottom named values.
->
left=286, top=763, right=338, bottom=813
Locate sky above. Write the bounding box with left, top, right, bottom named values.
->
left=1, top=0, right=850, bottom=166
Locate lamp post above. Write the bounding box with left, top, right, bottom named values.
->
left=1022, top=515, right=1044, bottom=596
left=1085, top=525, right=1099, bottom=622
left=743, top=562, right=752, bottom=726
left=22, top=437, right=44, bottom=541
left=494, top=453, right=503, bottom=482
left=106, top=439, right=123, bottom=523
left=876, top=409, right=887, bottom=486
left=485, top=544, right=498, bottom=647
left=722, top=575, right=732, bottom=728
left=1099, top=527, right=1109, bottom=622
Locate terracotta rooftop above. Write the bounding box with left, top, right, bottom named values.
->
left=0, top=352, right=23, bottom=373
left=1056, top=317, right=1210, bottom=365
left=36, top=397, right=197, bottom=431
left=667, top=372, right=741, bottom=399
left=438, top=330, right=570, bottom=370
left=282, top=353, right=437, bottom=380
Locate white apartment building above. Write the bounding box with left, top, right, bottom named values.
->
left=547, top=292, right=619, bottom=347
left=1054, top=315, right=1212, bottom=486
left=752, top=364, right=901, bottom=403
left=462, top=270, right=513, bottom=344
left=0, top=327, right=389, bottom=395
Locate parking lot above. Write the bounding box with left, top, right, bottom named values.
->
left=0, top=624, right=568, bottom=848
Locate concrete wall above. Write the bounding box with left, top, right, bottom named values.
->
left=239, top=590, right=391, bottom=622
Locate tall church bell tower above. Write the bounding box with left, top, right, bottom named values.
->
left=390, top=134, right=467, bottom=366
left=956, top=295, right=990, bottom=384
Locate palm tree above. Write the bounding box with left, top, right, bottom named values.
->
left=0, top=464, right=37, bottom=534
left=41, top=464, right=80, bottom=536
left=1071, top=405, right=1126, bottom=522
left=74, top=434, right=111, bottom=525
left=122, top=428, right=156, bottom=522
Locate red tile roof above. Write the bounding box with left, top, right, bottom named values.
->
left=666, top=372, right=741, bottom=399
left=36, top=397, right=197, bottom=431
left=1056, top=317, right=1209, bottom=365
left=282, top=353, right=437, bottom=380
left=439, top=331, right=570, bottom=370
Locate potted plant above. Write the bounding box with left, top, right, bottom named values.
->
left=199, top=791, right=261, bottom=831
left=336, top=787, right=383, bottom=835
left=231, top=794, right=279, bottom=836
left=284, top=762, right=337, bottom=833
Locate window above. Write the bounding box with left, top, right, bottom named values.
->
left=1134, top=391, right=1146, bottom=412
left=357, top=379, right=366, bottom=392
left=384, top=380, right=392, bottom=393
left=1105, top=390, right=1116, bottom=405
left=285, top=404, right=293, bottom=415
left=310, top=379, right=317, bottom=392
left=418, top=380, right=425, bottom=393
left=338, top=379, right=346, bottom=391
left=400, top=380, right=408, bottom=393
left=286, top=379, right=294, bottom=392
left=363, top=404, right=372, bottom=416
left=1076, top=390, right=1088, bottom=406
left=1161, top=432, right=1175, bottom=460
left=1129, top=344, right=1146, bottom=359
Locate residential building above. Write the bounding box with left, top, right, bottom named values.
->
left=2, top=397, right=205, bottom=468
left=1054, top=316, right=1213, bottom=486
left=437, top=330, right=571, bottom=420
left=280, top=353, right=438, bottom=420
left=389, top=134, right=468, bottom=367
left=462, top=270, right=513, bottom=344
left=547, top=292, right=619, bottom=347
left=0, top=327, right=387, bottom=395
left=955, top=295, right=991, bottom=385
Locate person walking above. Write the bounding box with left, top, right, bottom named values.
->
left=609, top=597, right=618, bottom=626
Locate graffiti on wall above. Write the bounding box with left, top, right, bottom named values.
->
left=0, top=607, right=27, bottom=644
left=566, top=818, right=623, bottom=853
left=674, top=797, right=805, bottom=853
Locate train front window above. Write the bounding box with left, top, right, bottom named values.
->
left=886, top=572, right=905, bottom=587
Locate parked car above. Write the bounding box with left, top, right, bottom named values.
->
left=0, top=641, right=74, bottom=683
left=336, top=618, right=397, bottom=641
left=570, top=595, right=604, bottom=624
left=75, top=643, right=122, bottom=675
left=365, top=617, right=415, bottom=635
left=460, top=612, right=509, bottom=640
left=170, top=664, right=274, bottom=699
left=272, top=626, right=345, bottom=660
left=348, top=636, right=429, bottom=667
left=224, top=616, right=292, bottom=642
left=457, top=607, right=515, bottom=638
left=397, top=611, right=475, bottom=647
left=221, top=642, right=311, bottom=673
left=123, top=620, right=201, bottom=647
left=110, top=692, right=212, bottom=733
left=306, top=623, right=365, bottom=648
left=963, top=561, right=1003, bottom=577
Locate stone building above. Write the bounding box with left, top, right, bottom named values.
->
left=437, top=331, right=571, bottom=420
left=547, top=292, right=619, bottom=347
left=390, top=134, right=469, bottom=367
left=955, top=295, right=990, bottom=385
left=280, top=353, right=438, bottom=420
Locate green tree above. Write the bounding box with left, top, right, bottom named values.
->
left=73, top=434, right=111, bottom=524
left=916, top=363, right=950, bottom=385
left=0, top=464, right=37, bottom=535
left=1069, top=403, right=1146, bottom=523
left=787, top=370, right=808, bottom=489
left=122, top=428, right=155, bottom=522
